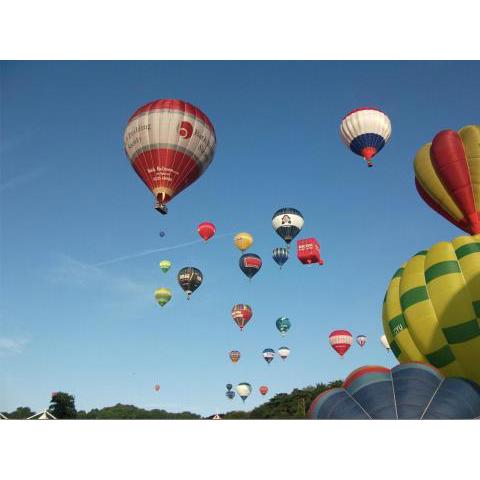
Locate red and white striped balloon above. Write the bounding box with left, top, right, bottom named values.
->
left=329, top=330, right=353, bottom=357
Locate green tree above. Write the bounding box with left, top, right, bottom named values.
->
left=49, top=392, right=77, bottom=419
left=5, top=407, right=35, bottom=419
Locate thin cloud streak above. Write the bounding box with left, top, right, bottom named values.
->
left=0, top=167, right=47, bottom=193
left=93, top=232, right=235, bottom=267
left=0, top=337, right=28, bottom=356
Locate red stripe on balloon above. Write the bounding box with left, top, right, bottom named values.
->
left=343, top=366, right=390, bottom=389
left=415, top=178, right=470, bottom=234
left=430, top=130, right=480, bottom=234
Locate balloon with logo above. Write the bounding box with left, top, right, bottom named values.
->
left=177, top=267, right=203, bottom=299
left=154, top=384, right=160, bottom=392
left=340, top=107, right=392, bottom=167
left=356, top=335, right=367, bottom=348
left=226, top=384, right=232, bottom=392
left=272, top=247, right=289, bottom=268
left=229, top=350, right=241, bottom=363
left=159, top=260, right=171, bottom=273
left=231, top=304, right=252, bottom=331
left=262, top=348, right=275, bottom=364
left=414, top=125, right=480, bottom=235
left=383, top=233, right=480, bottom=386
left=124, top=99, right=216, bottom=215
left=278, top=346, right=290, bottom=360
left=329, top=330, right=353, bottom=358
left=234, top=232, right=253, bottom=252
left=154, top=288, right=172, bottom=307
left=272, top=208, right=304, bottom=248
left=259, top=386, right=269, bottom=396
left=276, top=316, right=291, bottom=336
left=226, top=391, right=235, bottom=400
left=198, top=222, right=216, bottom=241
left=236, top=383, right=252, bottom=402
left=239, top=253, right=262, bottom=279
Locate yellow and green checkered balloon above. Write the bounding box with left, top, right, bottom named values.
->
left=382, top=235, right=480, bottom=384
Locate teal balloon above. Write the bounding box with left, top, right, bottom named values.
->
left=276, top=316, right=291, bottom=336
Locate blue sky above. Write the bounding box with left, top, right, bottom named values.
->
left=1, top=61, right=479, bottom=417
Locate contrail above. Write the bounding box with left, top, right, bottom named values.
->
left=94, top=232, right=235, bottom=267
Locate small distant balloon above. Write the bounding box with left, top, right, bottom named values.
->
left=159, top=260, right=172, bottom=273
left=329, top=330, right=353, bottom=358
left=154, top=288, right=172, bottom=307
left=236, top=383, right=252, bottom=402
left=231, top=304, right=253, bottom=331
left=226, top=391, right=235, bottom=400
left=259, top=386, right=269, bottom=396
left=262, top=348, right=275, bottom=364
left=356, top=335, right=367, bottom=348
left=239, top=253, right=262, bottom=279
left=177, top=267, right=203, bottom=299
left=234, top=232, right=253, bottom=252
left=272, top=247, right=289, bottom=268
left=226, top=383, right=233, bottom=391
left=276, top=317, right=291, bottom=336
left=198, top=222, right=216, bottom=241
left=159, top=231, right=166, bottom=238
left=229, top=350, right=241, bottom=363
left=272, top=208, right=304, bottom=247
left=278, top=346, right=290, bottom=360
left=380, top=334, right=390, bottom=351
left=154, top=384, right=160, bottom=392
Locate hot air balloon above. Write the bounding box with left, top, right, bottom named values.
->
left=177, top=267, right=203, bottom=299
left=272, top=208, right=304, bottom=247
left=414, top=125, right=480, bottom=235
left=229, top=350, right=241, bottom=363
left=329, top=330, right=353, bottom=357
left=382, top=234, right=480, bottom=385
left=234, top=232, right=253, bottom=252
left=159, top=260, right=171, bottom=273
left=159, top=231, right=166, bottom=238
left=226, top=390, right=235, bottom=400
left=236, top=383, right=252, bottom=402
left=262, top=348, right=275, bottom=364
left=380, top=335, right=390, bottom=351
left=259, top=386, right=269, bottom=396
left=340, top=107, right=392, bottom=167
left=278, top=346, right=290, bottom=360
left=356, top=335, right=367, bottom=348
left=308, top=363, right=480, bottom=419
left=239, top=253, right=262, bottom=279
left=226, top=384, right=232, bottom=391
left=198, top=222, right=216, bottom=241
left=272, top=247, right=288, bottom=268
left=276, top=317, right=291, bottom=336
left=154, top=288, right=172, bottom=307
left=124, top=99, right=216, bottom=215
left=154, top=384, right=160, bottom=392
left=231, top=304, right=252, bottom=331
left=297, top=238, right=324, bottom=265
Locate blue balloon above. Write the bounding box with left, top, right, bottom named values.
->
left=226, top=384, right=232, bottom=391
left=308, top=363, right=480, bottom=419
left=226, top=391, right=235, bottom=400
left=159, top=231, right=165, bottom=238
left=272, top=247, right=289, bottom=268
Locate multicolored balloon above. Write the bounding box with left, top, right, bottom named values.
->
left=226, top=391, right=235, bottom=400
left=229, top=350, right=241, bottom=363
left=272, top=208, right=304, bottom=247
left=272, top=247, right=288, bottom=268
left=278, top=346, right=290, bottom=360
left=382, top=234, right=480, bottom=384
left=231, top=304, right=252, bottom=331
left=356, top=335, right=367, bottom=348
left=154, top=288, right=172, bottom=307
left=259, top=386, right=269, bottom=396
left=197, top=222, right=216, bottom=241
left=308, top=363, right=480, bottom=419
left=234, top=232, right=253, bottom=252
left=236, top=383, right=252, bottom=402
left=159, top=260, right=171, bottom=273
left=177, top=267, right=203, bottom=299
left=262, top=348, right=275, bottom=364
left=276, top=317, right=291, bottom=336
left=414, top=125, right=480, bottom=235
left=124, top=99, right=216, bottom=215
left=329, top=330, right=353, bottom=357
left=340, top=107, right=392, bottom=167
left=239, top=253, right=262, bottom=279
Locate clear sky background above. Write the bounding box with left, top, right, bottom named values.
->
left=1, top=61, right=479, bottom=417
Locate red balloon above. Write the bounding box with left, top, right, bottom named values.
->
left=154, top=384, right=160, bottom=392
left=297, top=238, right=324, bottom=265
left=198, top=222, right=216, bottom=241
left=231, top=304, right=253, bottom=331
left=259, top=386, right=269, bottom=396
left=329, top=330, right=353, bottom=357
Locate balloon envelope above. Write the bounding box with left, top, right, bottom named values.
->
left=231, top=305, right=252, bottom=331
left=259, top=386, right=269, bottom=396
left=229, top=350, right=241, bottom=363
left=236, top=383, right=252, bottom=402
left=414, top=125, right=480, bottom=235
left=278, top=346, right=290, bottom=360
left=226, top=383, right=232, bottom=391
left=154, top=384, right=160, bottom=392
left=198, top=222, right=216, bottom=241
left=276, top=317, right=291, bottom=336
left=329, top=330, right=353, bottom=357
left=239, top=253, right=262, bottom=279
left=308, top=363, right=480, bottom=419
left=262, top=348, right=275, bottom=364
left=356, top=335, right=367, bottom=348
left=124, top=99, right=216, bottom=214
left=272, top=208, right=304, bottom=245
left=226, top=391, right=235, bottom=400
left=340, top=107, right=392, bottom=167
left=177, top=267, right=203, bottom=299
left=154, top=288, right=172, bottom=307
left=382, top=234, right=480, bottom=385
left=234, top=232, right=253, bottom=251
left=159, top=260, right=171, bottom=273
left=272, top=247, right=289, bottom=268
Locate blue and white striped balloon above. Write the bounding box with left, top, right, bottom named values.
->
left=272, top=247, right=289, bottom=268
left=340, top=108, right=392, bottom=167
